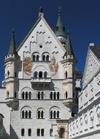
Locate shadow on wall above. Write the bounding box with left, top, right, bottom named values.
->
left=0, top=125, right=10, bottom=139
left=10, top=125, right=19, bottom=139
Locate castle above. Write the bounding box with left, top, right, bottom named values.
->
left=0, top=7, right=100, bottom=139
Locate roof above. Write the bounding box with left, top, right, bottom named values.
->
left=55, top=11, right=66, bottom=38
left=64, top=31, right=75, bottom=57
left=8, top=30, right=17, bottom=55
left=90, top=45, right=100, bottom=61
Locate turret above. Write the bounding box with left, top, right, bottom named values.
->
left=4, top=30, right=20, bottom=109
left=55, top=9, right=67, bottom=46
left=61, top=31, right=77, bottom=112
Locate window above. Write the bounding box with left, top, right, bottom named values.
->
left=46, top=55, right=49, bottom=61
left=37, top=92, right=44, bottom=99
left=14, top=92, right=17, bottom=98
left=34, top=71, right=37, bottom=78
left=39, top=71, right=42, bottom=78
left=26, top=92, right=28, bottom=99
left=7, top=91, right=9, bottom=97
left=50, top=111, right=60, bottom=119
left=97, top=107, right=100, bottom=124
left=29, top=92, right=31, bottom=99
left=41, top=129, right=44, bottom=136
left=29, top=111, right=31, bottom=118
left=37, top=110, right=44, bottom=119
left=54, top=92, right=56, bottom=100
left=28, top=129, right=31, bottom=136
left=36, top=55, right=39, bottom=61
left=65, top=91, right=68, bottom=99
left=57, top=92, right=59, bottom=100
left=22, top=111, right=24, bottom=118
left=65, top=71, right=67, bottom=79
left=44, top=72, right=47, bottom=78
left=37, top=129, right=40, bottom=136
left=21, top=129, right=24, bottom=136
left=50, top=129, right=53, bottom=136
left=43, top=55, right=45, bottom=61
left=33, top=55, right=35, bottom=61
left=22, top=92, right=24, bottom=99
left=50, top=92, right=60, bottom=100
left=38, top=92, right=40, bottom=99
left=7, top=70, right=10, bottom=77
left=15, top=72, right=17, bottom=77
left=50, top=92, right=52, bottom=100
left=41, top=92, right=44, bottom=99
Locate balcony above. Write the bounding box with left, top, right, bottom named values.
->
left=31, top=77, right=51, bottom=84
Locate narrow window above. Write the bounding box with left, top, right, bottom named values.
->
left=7, top=91, right=9, bottom=98
left=54, top=111, right=56, bottom=119
left=29, top=111, right=31, bottom=119
left=22, top=92, right=24, bottom=99
left=8, top=70, right=10, bottom=77
left=50, top=111, right=52, bottom=119
left=41, top=129, right=44, bottom=136
left=50, top=92, right=52, bottom=100
left=37, top=55, right=39, bottom=61
left=41, top=92, right=44, bottom=99
left=54, top=92, right=56, bottom=100
left=15, top=72, right=17, bottom=77
left=21, top=129, right=24, bottom=136
left=14, top=92, right=17, bottom=98
left=29, top=92, right=31, bottom=99
left=34, top=71, right=37, bottom=78
left=57, top=111, right=59, bottom=119
left=65, top=71, right=67, bottom=79
left=59, top=128, right=65, bottom=138
left=41, top=111, right=44, bottom=119
left=65, top=91, right=68, bottom=99
left=39, top=71, right=42, bottom=78
left=43, top=55, right=45, bottom=61
left=57, top=92, right=59, bottom=100
left=25, top=111, right=28, bottom=118
left=37, top=129, right=40, bottom=136
left=50, top=129, right=53, bottom=136
left=22, top=111, right=24, bottom=118
left=26, top=92, right=28, bottom=99
left=28, top=129, right=31, bottom=136
left=38, top=92, right=40, bottom=99
left=44, top=72, right=47, bottom=78
left=38, top=111, right=40, bottom=119
left=46, top=55, right=49, bottom=61
left=33, top=55, right=35, bottom=61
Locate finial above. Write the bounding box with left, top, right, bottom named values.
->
left=58, top=6, right=62, bottom=15
left=67, top=30, right=69, bottom=34
left=40, top=6, right=43, bottom=13
left=12, top=29, right=14, bottom=34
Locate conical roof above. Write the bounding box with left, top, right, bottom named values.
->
left=64, top=31, right=75, bottom=56
left=8, top=30, right=16, bottom=55
left=55, top=11, right=66, bottom=38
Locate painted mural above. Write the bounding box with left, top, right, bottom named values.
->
left=23, top=56, right=33, bottom=74
left=49, top=56, right=59, bottom=73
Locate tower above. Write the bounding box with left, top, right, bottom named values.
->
left=61, top=31, right=77, bottom=112
left=3, top=30, right=20, bottom=109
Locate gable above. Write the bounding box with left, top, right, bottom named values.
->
left=17, top=16, right=65, bottom=79
left=82, top=47, right=100, bottom=88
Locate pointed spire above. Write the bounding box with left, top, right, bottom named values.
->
left=8, top=29, right=16, bottom=55
left=65, top=30, right=75, bottom=57
left=38, top=6, right=44, bottom=17
left=55, top=9, right=66, bottom=38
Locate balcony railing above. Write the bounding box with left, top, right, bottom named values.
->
left=31, top=77, right=51, bottom=84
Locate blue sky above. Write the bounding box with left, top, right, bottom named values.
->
left=0, top=0, right=100, bottom=86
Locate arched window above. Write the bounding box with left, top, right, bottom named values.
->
left=39, top=71, right=42, bottom=78
left=28, top=129, right=31, bottom=136
left=54, top=111, right=56, bottom=119
left=97, top=107, right=100, bottom=124
left=50, top=92, right=52, bottom=100
left=43, top=55, right=45, bottom=61
left=38, top=111, right=40, bottom=119
left=59, top=128, right=65, bottom=138
left=14, top=92, right=17, bottom=98
left=38, top=92, right=40, bottom=99
left=44, top=72, right=47, bottom=78
left=41, top=129, right=44, bottom=136
left=46, top=55, right=49, bottom=61
left=22, top=111, right=24, bottom=118
left=7, top=70, right=10, bottom=77
left=25, top=111, right=28, bottom=118
left=21, top=129, right=24, bottom=136
left=41, top=92, right=44, bottom=99
left=7, top=91, right=9, bottom=98
left=41, top=111, right=44, bottom=119
left=50, top=111, right=52, bottom=119
left=36, top=55, right=39, bottom=61
left=54, top=92, right=56, bottom=100
left=50, top=129, right=53, bottom=136
left=65, top=71, right=67, bottom=79
left=34, top=71, right=37, bottom=78
left=29, top=111, right=31, bottom=119
left=57, top=111, right=59, bottom=119
left=90, top=111, right=94, bottom=127
left=26, top=92, right=28, bottom=99
left=57, top=92, right=59, bottom=100
left=65, top=91, right=68, bottom=99
left=33, top=55, right=35, bottom=61
left=29, top=92, right=31, bottom=99
left=22, top=92, right=24, bottom=99
left=37, top=129, right=40, bottom=136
